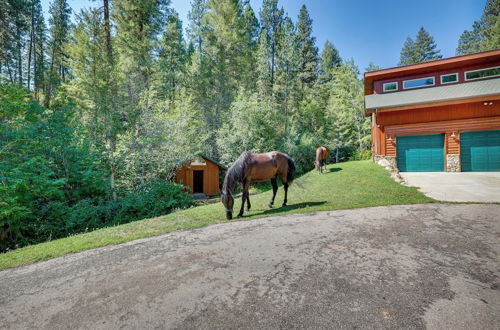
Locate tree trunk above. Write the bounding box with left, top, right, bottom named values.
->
left=27, top=1, right=35, bottom=92
left=16, top=25, right=22, bottom=86
left=103, top=0, right=113, bottom=62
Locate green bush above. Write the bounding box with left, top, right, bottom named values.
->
left=115, top=181, right=194, bottom=224
left=349, top=149, right=372, bottom=161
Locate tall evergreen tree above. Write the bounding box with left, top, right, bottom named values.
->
left=67, top=7, right=123, bottom=199
left=240, top=3, right=260, bottom=91
left=456, top=25, right=481, bottom=55
left=256, top=29, right=272, bottom=97
left=187, top=0, right=207, bottom=54
left=275, top=15, right=300, bottom=134
left=457, top=0, right=500, bottom=54
left=45, top=0, right=71, bottom=106
left=413, top=27, right=442, bottom=63
left=365, top=62, right=381, bottom=72
left=158, top=10, right=186, bottom=106
left=112, top=0, right=170, bottom=185
left=32, top=0, right=46, bottom=101
left=295, top=5, right=318, bottom=89
left=398, top=28, right=441, bottom=66
left=319, top=40, right=341, bottom=83
left=0, top=0, right=30, bottom=86
left=259, top=0, right=284, bottom=88
left=398, top=36, right=416, bottom=66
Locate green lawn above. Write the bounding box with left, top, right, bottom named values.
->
left=0, top=160, right=434, bottom=270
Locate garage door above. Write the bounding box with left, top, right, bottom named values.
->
left=460, top=130, right=500, bottom=172
left=397, top=134, right=444, bottom=172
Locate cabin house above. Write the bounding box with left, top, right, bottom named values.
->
left=364, top=49, right=500, bottom=172
left=175, top=155, right=227, bottom=196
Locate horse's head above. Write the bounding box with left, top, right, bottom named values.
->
left=221, top=190, right=234, bottom=220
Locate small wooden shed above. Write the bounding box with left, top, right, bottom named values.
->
left=175, top=155, right=227, bottom=196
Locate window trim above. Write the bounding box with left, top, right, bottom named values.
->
left=440, top=73, right=458, bottom=85
left=464, top=66, right=500, bottom=81
left=383, top=81, right=398, bottom=93
left=402, top=76, right=435, bottom=90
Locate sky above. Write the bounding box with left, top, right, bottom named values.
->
left=41, top=0, right=486, bottom=72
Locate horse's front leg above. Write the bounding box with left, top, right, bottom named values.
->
left=269, top=177, right=278, bottom=208
left=238, top=189, right=247, bottom=217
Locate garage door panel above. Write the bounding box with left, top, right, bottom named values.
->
left=461, top=130, right=500, bottom=172
left=397, top=134, right=444, bottom=172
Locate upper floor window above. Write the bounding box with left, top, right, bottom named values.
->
left=465, top=66, right=500, bottom=81
left=440, top=73, right=458, bottom=84
left=383, top=82, right=398, bottom=92
left=403, top=76, right=435, bottom=89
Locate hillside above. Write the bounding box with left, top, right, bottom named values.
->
left=0, top=161, right=433, bottom=270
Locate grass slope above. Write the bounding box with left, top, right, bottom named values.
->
left=0, top=161, right=434, bottom=270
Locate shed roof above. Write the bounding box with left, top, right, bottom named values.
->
left=198, top=154, right=228, bottom=170
left=175, top=154, right=228, bottom=170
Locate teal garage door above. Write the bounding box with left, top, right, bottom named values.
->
left=397, top=134, right=444, bottom=172
left=460, top=130, right=500, bottom=172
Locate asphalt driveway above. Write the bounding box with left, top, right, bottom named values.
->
left=1, top=204, right=499, bottom=329
left=400, top=172, right=500, bottom=202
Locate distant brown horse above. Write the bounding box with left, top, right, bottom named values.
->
left=221, top=151, right=296, bottom=220
left=314, top=146, right=328, bottom=173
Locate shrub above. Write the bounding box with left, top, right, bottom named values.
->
left=114, top=181, right=194, bottom=224
left=349, top=149, right=372, bottom=161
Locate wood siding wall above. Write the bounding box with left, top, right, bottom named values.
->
left=372, top=100, right=500, bottom=156
left=175, top=160, right=222, bottom=195
left=445, top=132, right=460, bottom=155
left=377, top=101, right=500, bottom=126
left=386, top=135, right=396, bottom=156
left=373, top=62, right=500, bottom=94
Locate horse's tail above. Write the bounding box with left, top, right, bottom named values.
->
left=286, top=155, right=296, bottom=185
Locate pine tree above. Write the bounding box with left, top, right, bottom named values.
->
left=203, top=0, right=248, bottom=115
left=327, top=60, right=369, bottom=157
left=45, top=0, right=71, bottom=106
left=240, top=3, right=259, bottom=91
left=275, top=15, right=300, bottom=134
left=398, top=28, right=441, bottom=66
left=295, top=5, right=318, bottom=89
left=365, top=62, right=381, bottom=72
left=32, top=0, right=46, bottom=101
left=112, top=0, right=170, bottom=185
left=67, top=7, right=123, bottom=199
left=259, top=0, right=284, bottom=88
left=187, top=0, right=207, bottom=54
left=398, top=36, right=416, bottom=66
left=457, top=0, right=500, bottom=54
left=319, top=40, right=341, bottom=83
left=158, top=10, right=186, bottom=106
left=0, top=0, right=30, bottom=86
left=456, top=23, right=482, bottom=55
left=413, top=27, right=442, bottom=63
left=256, top=29, right=272, bottom=97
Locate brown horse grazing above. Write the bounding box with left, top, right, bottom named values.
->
left=314, top=146, right=328, bottom=173
left=221, top=151, right=296, bottom=220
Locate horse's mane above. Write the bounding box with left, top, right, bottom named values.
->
left=222, top=151, right=253, bottom=194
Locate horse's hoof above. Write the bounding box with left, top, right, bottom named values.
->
left=282, top=203, right=287, bottom=207
left=268, top=204, right=274, bottom=209
left=237, top=214, right=243, bottom=218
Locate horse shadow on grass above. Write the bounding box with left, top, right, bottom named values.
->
left=327, top=167, right=342, bottom=173
left=246, top=201, right=327, bottom=218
